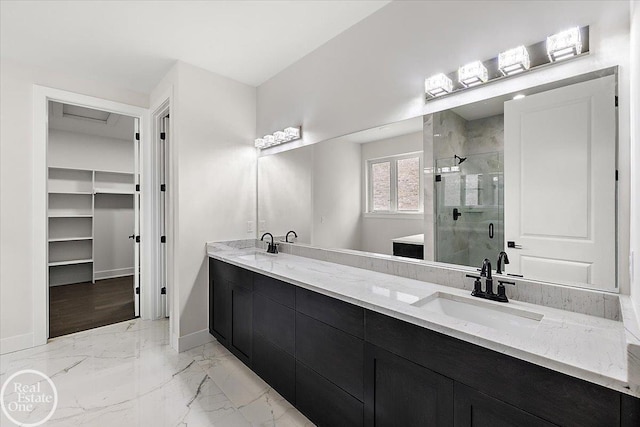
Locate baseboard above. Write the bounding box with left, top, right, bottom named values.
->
left=0, top=332, right=34, bottom=355
left=177, top=328, right=213, bottom=353
left=94, top=267, right=134, bottom=281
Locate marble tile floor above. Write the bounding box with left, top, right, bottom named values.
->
left=0, top=319, right=314, bottom=427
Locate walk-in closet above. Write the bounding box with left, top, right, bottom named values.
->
left=47, top=102, right=137, bottom=337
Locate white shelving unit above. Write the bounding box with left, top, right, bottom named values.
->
left=47, top=166, right=134, bottom=286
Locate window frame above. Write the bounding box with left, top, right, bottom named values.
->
left=366, top=151, right=424, bottom=215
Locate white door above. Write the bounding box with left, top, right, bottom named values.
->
left=504, top=75, right=616, bottom=290
left=160, top=115, right=169, bottom=318
left=133, top=118, right=141, bottom=316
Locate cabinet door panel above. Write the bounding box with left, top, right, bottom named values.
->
left=365, top=344, right=453, bottom=427
left=254, top=274, right=295, bottom=308
left=296, top=287, right=364, bottom=338
left=296, top=361, right=363, bottom=427
left=253, top=293, right=295, bottom=355
left=253, top=333, right=295, bottom=403
left=230, top=284, right=252, bottom=364
left=296, top=312, right=364, bottom=401
left=454, top=383, right=557, bottom=427
left=210, top=276, right=229, bottom=344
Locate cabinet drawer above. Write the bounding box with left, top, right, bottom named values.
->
left=253, top=333, right=295, bottom=403
left=296, top=312, right=364, bottom=401
left=253, top=293, right=295, bottom=355
left=253, top=274, right=295, bottom=308
left=212, top=259, right=252, bottom=287
left=296, top=361, right=363, bottom=427
left=296, top=287, right=364, bottom=338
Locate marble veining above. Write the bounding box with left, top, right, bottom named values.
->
left=0, top=319, right=313, bottom=427
left=207, top=241, right=637, bottom=397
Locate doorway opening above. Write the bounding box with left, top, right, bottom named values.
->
left=47, top=102, right=140, bottom=337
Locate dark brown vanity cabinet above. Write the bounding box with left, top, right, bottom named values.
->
left=209, top=258, right=640, bottom=427
left=208, top=258, right=253, bottom=365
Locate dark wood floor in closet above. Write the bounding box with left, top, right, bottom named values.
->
left=49, top=276, right=136, bottom=338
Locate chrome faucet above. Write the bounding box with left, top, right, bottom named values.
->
left=260, top=232, right=278, bottom=254
left=496, top=251, right=510, bottom=274
left=285, top=230, right=298, bottom=243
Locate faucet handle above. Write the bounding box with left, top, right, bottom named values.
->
left=466, top=274, right=483, bottom=297
left=495, top=280, right=516, bottom=303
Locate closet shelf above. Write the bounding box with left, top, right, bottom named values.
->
left=48, top=214, right=93, bottom=218
left=48, top=237, right=93, bottom=242
left=94, top=188, right=135, bottom=195
left=49, top=191, right=93, bottom=195
left=48, top=259, right=93, bottom=267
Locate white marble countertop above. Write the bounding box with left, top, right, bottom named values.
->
left=207, top=242, right=636, bottom=397
left=391, top=233, right=425, bottom=245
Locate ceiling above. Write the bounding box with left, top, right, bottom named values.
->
left=0, top=1, right=390, bottom=93
left=49, top=102, right=135, bottom=140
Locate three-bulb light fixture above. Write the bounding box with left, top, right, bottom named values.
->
left=255, top=126, right=301, bottom=149
left=425, top=26, right=585, bottom=100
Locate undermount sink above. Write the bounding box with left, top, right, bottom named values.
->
left=411, top=292, right=543, bottom=336
left=237, top=253, right=276, bottom=262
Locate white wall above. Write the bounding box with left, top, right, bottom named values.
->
left=150, top=62, right=256, bottom=351
left=48, top=129, right=134, bottom=173
left=361, top=132, right=423, bottom=255
left=257, top=0, right=633, bottom=293
left=0, top=60, right=148, bottom=353
left=630, top=0, right=640, bottom=311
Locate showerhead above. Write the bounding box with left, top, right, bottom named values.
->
left=454, top=155, right=467, bottom=165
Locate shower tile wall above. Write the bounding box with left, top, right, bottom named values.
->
left=430, top=110, right=505, bottom=268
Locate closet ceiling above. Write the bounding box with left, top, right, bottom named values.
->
left=0, top=1, right=389, bottom=92
left=49, top=102, right=135, bottom=141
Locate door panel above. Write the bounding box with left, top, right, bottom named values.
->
left=504, top=75, right=616, bottom=289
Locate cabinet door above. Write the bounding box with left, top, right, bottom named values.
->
left=364, top=344, right=453, bottom=427
left=296, top=312, right=364, bottom=401
left=296, top=361, right=363, bottom=427
left=209, top=260, right=229, bottom=346
left=454, top=383, right=557, bottom=427
left=230, top=282, right=252, bottom=365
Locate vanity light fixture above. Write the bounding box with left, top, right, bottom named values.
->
left=458, top=61, right=488, bottom=88
left=547, top=27, right=582, bottom=62
left=498, top=45, right=530, bottom=76
left=423, top=26, right=589, bottom=102
left=254, top=126, right=302, bottom=149
left=425, top=73, right=454, bottom=98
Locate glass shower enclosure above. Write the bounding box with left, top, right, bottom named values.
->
left=434, top=152, right=504, bottom=268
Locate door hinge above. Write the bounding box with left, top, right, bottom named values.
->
left=161, top=236, right=166, bottom=243
left=135, top=287, right=140, bottom=295
left=616, top=170, right=619, bottom=181
left=160, top=184, right=166, bottom=192
left=136, top=236, right=140, bottom=243
left=160, top=132, right=166, bottom=140
left=136, top=184, right=140, bottom=192
left=435, top=175, right=442, bottom=182
left=135, top=132, right=140, bottom=141
left=161, top=287, right=167, bottom=295
left=615, top=96, right=619, bottom=107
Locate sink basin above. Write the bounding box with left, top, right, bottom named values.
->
left=411, top=292, right=543, bottom=336
left=237, top=253, right=276, bottom=262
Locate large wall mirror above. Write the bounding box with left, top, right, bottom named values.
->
left=257, top=67, right=619, bottom=292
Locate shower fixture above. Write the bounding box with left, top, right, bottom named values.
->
left=454, top=155, right=467, bottom=165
